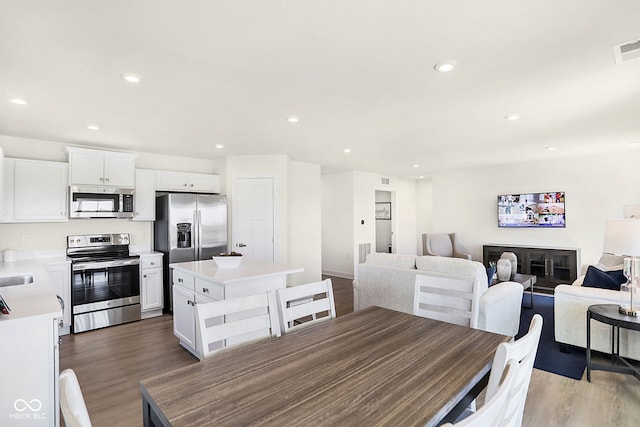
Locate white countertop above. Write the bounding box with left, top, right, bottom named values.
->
left=0, top=258, right=63, bottom=324
left=170, top=259, right=303, bottom=285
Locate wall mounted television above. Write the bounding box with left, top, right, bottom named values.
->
left=497, top=192, right=565, bottom=228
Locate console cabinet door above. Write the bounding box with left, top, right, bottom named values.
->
left=547, top=250, right=577, bottom=285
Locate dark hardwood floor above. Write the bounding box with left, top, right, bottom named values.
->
left=60, top=275, right=639, bottom=427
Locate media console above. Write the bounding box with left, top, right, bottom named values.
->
left=483, top=244, right=579, bottom=294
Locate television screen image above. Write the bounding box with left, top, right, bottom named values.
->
left=498, top=192, right=565, bottom=228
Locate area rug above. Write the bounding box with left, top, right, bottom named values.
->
left=516, top=294, right=586, bottom=380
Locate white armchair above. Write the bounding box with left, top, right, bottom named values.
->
left=422, top=233, right=472, bottom=260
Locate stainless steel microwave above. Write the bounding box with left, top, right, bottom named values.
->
left=69, top=186, right=135, bottom=218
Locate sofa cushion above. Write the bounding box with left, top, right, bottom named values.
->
left=582, top=265, right=627, bottom=290
left=416, top=255, right=479, bottom=277
left=595, top=253, right=624, bottom=271
left=365, top=253, right=416, bottom=269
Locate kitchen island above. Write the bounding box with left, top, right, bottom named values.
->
left=170, top=259, right=303, bottom=357
left=0, top=260, right=63, bottom=426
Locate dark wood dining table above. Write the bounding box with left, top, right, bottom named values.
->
left=140, top=306, right=510, bottom=427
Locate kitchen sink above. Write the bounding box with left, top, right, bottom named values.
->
left=0, top=274, right=34, bottom=287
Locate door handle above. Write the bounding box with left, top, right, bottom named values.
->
left=237, top=243, right=247, bottom=247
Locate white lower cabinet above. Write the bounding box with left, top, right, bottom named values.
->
left=44, top=260, right=71, bottom=335
left=0, top=316, right=59, bottom=426
left=173, top=283, right=196, bottom=349
left=171, top=270, right=222, bottom=357
left=140, top=253, right=163, bottom=318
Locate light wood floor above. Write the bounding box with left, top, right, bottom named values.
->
left=60, top=276, right=640, bottom=427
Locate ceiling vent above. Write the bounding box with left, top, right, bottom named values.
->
left=614, top=39, right=640, bottom=64
left=381, top=178, right=390, bottom=185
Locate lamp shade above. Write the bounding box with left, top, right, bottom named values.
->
left=603, top=219, right=640, bottom=256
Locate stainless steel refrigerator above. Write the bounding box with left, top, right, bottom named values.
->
left=154, top=193, right=227, bottom=312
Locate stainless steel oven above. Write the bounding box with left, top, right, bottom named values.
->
left=67, top=233, right=141, bottom=333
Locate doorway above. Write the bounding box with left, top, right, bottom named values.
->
left=375, top=190, right=394, bottom=254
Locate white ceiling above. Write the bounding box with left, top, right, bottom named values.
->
left=1, top=1, right=639, bottom=179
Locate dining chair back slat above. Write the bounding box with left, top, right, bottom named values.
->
left=195, top=291, right=280, bottom=360
left=413, top=274, right=480, bottom=328
left=276, top=279, right=336, bottom=333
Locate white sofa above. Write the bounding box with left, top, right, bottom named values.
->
left=555, top=276, right=640, bottom=361
left=353, top=253, right=524, bottom=337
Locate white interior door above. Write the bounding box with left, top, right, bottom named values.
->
left=233, top=178, right=274, bottom=262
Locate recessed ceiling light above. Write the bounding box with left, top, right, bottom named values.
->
left=505, top=114, right=521, bottom=121
left=545, top=146, right=557, bottom=151
left=10, top=98, right=28, bottom=105
left=215, top=144, right=224, bottom=149
left=419, top=176, right=425, bottom=179
left=121, top=73, right=142, bottom=84
left=287, top=116, right=299, bottom=123
left=412, top=164, right=419, bottom=168
left=87, top=125, right=100, bottom=131
left=343, top=148, right=351, bottom=153
left=433, top=61, right=456, bottom=72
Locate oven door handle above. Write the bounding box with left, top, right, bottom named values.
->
left=72, top=258, right=140, bottom=271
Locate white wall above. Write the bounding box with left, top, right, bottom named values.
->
left=321, top=171, right=354, bottom=278
left=416, top=179, right=433, bottom=254
left=427, top=149, right=640, bottom=268
left=322, top=170, right=418, bottom=279
left=0, top=220, right=152, bottom=253
left=288, top=160, right=322, bottom=285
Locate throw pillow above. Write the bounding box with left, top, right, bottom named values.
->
left=582, top=265, right=627, bottom=290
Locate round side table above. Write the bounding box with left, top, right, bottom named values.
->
left=586, top=304, right=640, bottom=382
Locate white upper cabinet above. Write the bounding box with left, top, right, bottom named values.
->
left=67, top=147, right=136, bottom=188
left=133, top=169, right=156, bottom=221
left=1, top=158, right=68, bottom=222
left=0, top=147, right=3, bottom=215
left=0, top=158, right=14, bottom=222
left=155, top=171, right=220, bottom=193
left=14, top=159, right=68, bottom=221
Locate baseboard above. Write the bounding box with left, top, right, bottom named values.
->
left=322, top=270, right=354, bottom=280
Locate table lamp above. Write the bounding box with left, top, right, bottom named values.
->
left=603, top=218, right=640, bottom=316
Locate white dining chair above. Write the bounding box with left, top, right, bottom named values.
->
left=441, top=359, right=519, bottom=427
left=59, top=368, right=93, bottom=427
left=276, top=279, right=336, bottom=333
left=413, top=274, right=480, bottom=328
left=485, top=313, right=543, bottom=427
left=195, top=291, right=281, bottom=360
